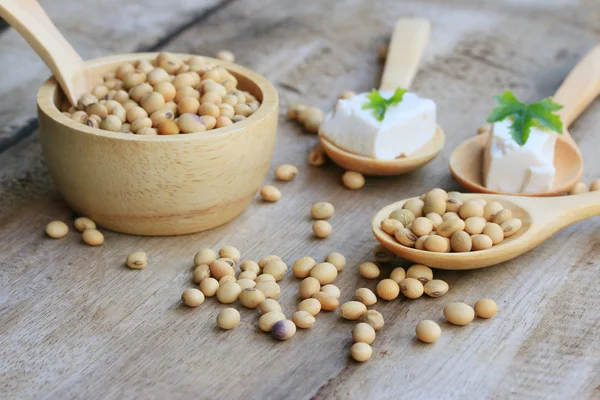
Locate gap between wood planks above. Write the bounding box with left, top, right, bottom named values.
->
left=0, top=0, right=238, bottom=155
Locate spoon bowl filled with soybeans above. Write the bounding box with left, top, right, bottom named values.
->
left=372, top=188, right=600, bottom=269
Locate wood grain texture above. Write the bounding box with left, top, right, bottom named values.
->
left=1, top=0, right=600, bottom=399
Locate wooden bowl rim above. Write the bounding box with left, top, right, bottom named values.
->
left=37, top=52, right=279, bottom=142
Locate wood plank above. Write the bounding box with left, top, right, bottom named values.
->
left=1, top=0, right=600, bottom=399
left=0, top=0, right=227, bottom=150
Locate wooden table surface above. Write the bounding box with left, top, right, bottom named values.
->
left=1, top=1, right=599, bottom=399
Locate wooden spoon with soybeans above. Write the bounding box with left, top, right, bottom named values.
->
left=372, top=191, right=600, bottom=269
left=448, top=44, right=600, bottom=196
left=319, top=17, right=445, bottom=176
left=0, top=0, right=102, bottom=105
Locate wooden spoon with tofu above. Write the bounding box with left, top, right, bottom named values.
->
left=448, top=44, right=600, bottom=196
left=318, top=17, right=445, bottom=176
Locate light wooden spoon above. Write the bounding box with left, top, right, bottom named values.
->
left=0, top=0, right=102, bottom=105
left=319, top=17, right=445, bottom=176
left=448, top=44, right=600, bottom=196
left=372, top=191, right=600, bottom=270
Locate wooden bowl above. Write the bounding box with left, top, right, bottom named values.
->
left=37, top=53, right=278, bottom=236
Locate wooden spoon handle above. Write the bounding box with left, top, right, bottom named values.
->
left=534, top=190, right=600, bottom=229
left=553, top=44, right=600, bottom=130
left=0, top=0, right=100, bottom=105
left=379, top=18, right=431, bottom=92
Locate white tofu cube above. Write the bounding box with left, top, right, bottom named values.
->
left=484, top=118, right=557, bottom=193
left=319, top=92, right=436, bottom=160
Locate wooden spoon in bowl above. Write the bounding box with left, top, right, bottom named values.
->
left=449, top=44, right=600, bottom=196
left=372, top=191, right=600, bottom=270
left=319, top=17, right=445, bottom=176
left=0, top=0, right=102, bottom=105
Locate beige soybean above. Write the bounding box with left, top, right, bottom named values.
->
left=444, top=302, right=475, bottom=325
left=292, top=311, right=316, bottom=329
left=311, top=202, right=334, bottom=219
left=219, top=245, right=241, bottom=262
left=199, top=278, right=219, bottom=297
left=450, top=231, right=472, bottom=252
left=445, top=198, right=462, bottom=213
left=395, top=228, right=417, bottom=247
left=569, top=182, right=588, bottom=195
left=501, top=219, right=522, bottom=237
left=359, top=262, right=380, bottom=279
left=255, top=273, right=276, bottom=283
left=415, top=320, right=442, bottom=343
left=255, top=281, right=280, bottom=299
left=400, top=278, right=424, bottom=299
left=403, top=198, right=425, bottom=217
left=423, top=193, right=447, bottom=215
left=389, top=267, right=406, bottom=284
left=376, top=279, right=400, bottom=301
left=297, top=298, right=321, bottom=316
left=459, top=200, right=484, bottom=219
left=309, top=262, right=338, bottom=285
left=471, top=234, right=493, bottom=251
left=240, top=260, right=260, bottom=275
left=260, top=185, right=282, bottom=202
left=263, top=260, right=288, bottom=281
left=424, top=279, right=449, bottom=298
left=389, top=209, right=415, bottom=226
left=82, top=229, right=104, bottom=246
left=292, top=257, right=316, bottom=278
left=373, top=245, right=395, bottom=262
left=260, top=298, right=281, bottom=314
left=474, top=298, right=498, bottom=319
left=424, top=235, right=448, bottom=252
left=340, top=301, right=367, bottom=320
left=217, top=308, right=240, bottom=330
left=325, top=252, right=346, bottom=271
left=355, top=288, right=377, bottom=306
left=275, top=164, right=298, bottom=181
left=464, top=217, right=486, bottom=235
left=74, top=217, right=96, bottom=232
left=493, top=209, right=512, bottom=225
left=312, top=292, right=339, bottom=311
left=426, top=213, right=443, bottom=229
left=351, top=342, right=372, bottom=362
left=219, top=274, right=236, bottom=286
left=298, top=277, right=321, bottom=299
left=590, top=179, right=600, bottom=191
left=239, top=288, right=265, bottom=308
left=353, top=322, right=376, bottom=344
left=236, top=278, right=256, bottom=291
left=259, top=255, right=282, bottom=269
left=238, top=271, right=257, bottom=281
left=313, top=220, right=332, bottom=238
left=406, top=265, right=433, bottom=284
left=342, top=171, right=365, bottom=190
left=443, top=212, right=459, bottom=221
left=415, top=236, right=428, bottom=250
left=483, top=223, right=504, bottom=245
left=181, top=288, right=205, bottom=307
left=195, top=248, right=217, bottom=266
left=484, top=202, right=504, bottom=221
left=321, top=284, right=341, bottom=299
left=258, top=311, right=286, bottom=332
left=209, top=259, right=235, bottom=280
left=126, top=251, right=147, bottom=270
left=216, top=282, right=242, bottom=304
left=362, top=310, right=384, bottom=331
left=381, top=218, right=403, bottom=235
left=437, top=218, right=465, bottom=238
left=45, top=221, right=69, bottom=239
